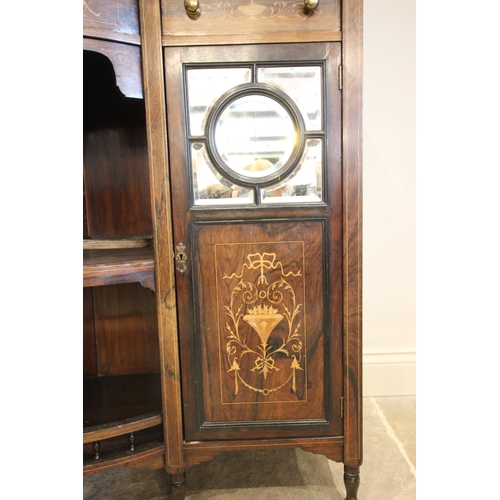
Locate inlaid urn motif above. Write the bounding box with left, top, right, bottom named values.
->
left=222, top=251, right=305, bottom=398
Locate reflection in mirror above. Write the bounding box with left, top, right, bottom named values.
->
left=191, top=142, right=254, bottom=205
left=187, top=67, right=252, bottom=136
left=261, top=138, right=323, bottom=203
left=214, top=94, right=297, bottom=177
left=258, top=66, right=322, bottom=131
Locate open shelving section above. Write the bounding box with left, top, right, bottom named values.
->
left=83, top=0, right=164, bottom=475
left=83, top=239, right=161, bottom=474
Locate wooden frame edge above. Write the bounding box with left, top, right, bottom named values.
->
left=139, top=0, right=186, bottom=475
left=342, top=0, right=363, bottom=468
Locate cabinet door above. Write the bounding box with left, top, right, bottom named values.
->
left=165, top=42, right=343, bottom=441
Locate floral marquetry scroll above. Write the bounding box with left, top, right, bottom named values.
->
left=195, top=221, right=328, bottom=425
left=222, top=251, right=305, bottom=399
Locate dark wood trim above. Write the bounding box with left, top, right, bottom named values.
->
left=162, top=31, right=342, bottom=47
left=138, top=0, right=186, bottom=476
left=82, top=30, right=141, bottom=46
left=183, top=436, right=344, bottom=469
left=342, top=0, right=363, bottom=469
left=83, top=238, right=152, bottom=250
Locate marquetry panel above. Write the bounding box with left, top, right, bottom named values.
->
left=161, top=0, right=341, bottom=46
left=83, top=0, right=140, bottom=44
left=194, top=220, right=328, bottom=426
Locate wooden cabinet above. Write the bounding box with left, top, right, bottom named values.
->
left=164, top=41, right=344, bottom=447
left=83, top=0, right=362, bottom=497
left=142, top=0, right=362, bottom=498
left=83, top=0, right=165, bottom=475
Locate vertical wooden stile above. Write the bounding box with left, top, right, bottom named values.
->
left=138, top=0, right=185, bottom=475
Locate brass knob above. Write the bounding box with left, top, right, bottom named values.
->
left=304, top=0, right=320, bottom=10
left=184, top=0, right=201, bottom=18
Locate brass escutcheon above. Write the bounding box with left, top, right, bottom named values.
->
left=176, top=242, right=188, bottom=273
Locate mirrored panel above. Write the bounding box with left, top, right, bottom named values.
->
left=187, top=67, right=252, bottom=137
left=214, top=94, right=297, bottom=178
left=261, top=138, right=323, bottom=203
left=257, top=66, right=322, bottom=131
left=191, top=142, right=254, bottom=205
left=187, top=66, right=325, bottom=206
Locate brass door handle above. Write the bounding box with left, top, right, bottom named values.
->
left=184, top=0, right=201, bottom=18
left=304, top=0, right=320, bottom=11
left=176, top=243, right=188, bottom=273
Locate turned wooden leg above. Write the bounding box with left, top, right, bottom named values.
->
left=344, top=465, right=360, bottom=500
left=170, top=472, right=186, bottom=500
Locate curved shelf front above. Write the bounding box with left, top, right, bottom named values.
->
left=83, top=374, right=164, bottom=474
left=84, top=373, right=162, bottom=430
left=83, top=244, right=155, bottom=290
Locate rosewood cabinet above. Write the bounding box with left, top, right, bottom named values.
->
left=83, top=0, right=362, bottom=497
left=140, top=0, right=363, bottom=498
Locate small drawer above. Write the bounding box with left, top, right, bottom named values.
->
left=161, top=0, right=341, bottom=46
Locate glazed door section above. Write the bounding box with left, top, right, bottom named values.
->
left=165, top=43, right=343, bottom=441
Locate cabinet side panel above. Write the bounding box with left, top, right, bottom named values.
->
left=342, top=0, right=363, bottom=467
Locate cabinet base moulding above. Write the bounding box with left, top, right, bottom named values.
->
left=183, top=436, right=344, bottom=469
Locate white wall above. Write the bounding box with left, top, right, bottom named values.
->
left=362, top=0, right=416, bottom=396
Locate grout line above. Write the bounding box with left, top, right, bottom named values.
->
left=371, top=397, right=416, bottom=478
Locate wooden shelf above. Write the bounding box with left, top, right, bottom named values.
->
left=84, top=374, right=162, bottom=432
left=83, top=245, right=155, bottom=290
left=83, top=438, right=165, bottom=475
left=83, top=374, right=164, bottom=473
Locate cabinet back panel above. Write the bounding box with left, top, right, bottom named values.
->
left=83, top=111, right=152, bottom=237
left=91, top=283, right=160, bottom=376
left=83, top=50, right=152, bottom=238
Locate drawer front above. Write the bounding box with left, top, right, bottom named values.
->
left=83, top=0, right=140, bottom=44
left=162, top=0, right=341, bottom=46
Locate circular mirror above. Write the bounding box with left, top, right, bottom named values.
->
left=205, top=84, right=305, bottom=187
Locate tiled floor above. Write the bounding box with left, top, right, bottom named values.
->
left=83, top=396, right=416, bottom=499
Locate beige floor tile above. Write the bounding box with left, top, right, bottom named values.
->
left=372, top=396, right=416, bottom=467
left=332, top=396, right=415, bottom=499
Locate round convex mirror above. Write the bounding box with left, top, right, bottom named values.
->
left=205, top=83, right=305, bottom=187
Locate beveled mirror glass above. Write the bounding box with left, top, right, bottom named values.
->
left=185, top=66, right=325, bottom=206
left=205, top=83, right=305, bottom=187
left=214, top=94, right=296, bottom=178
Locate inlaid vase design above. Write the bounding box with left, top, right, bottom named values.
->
left=223, top=251, right=304, bottom=397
